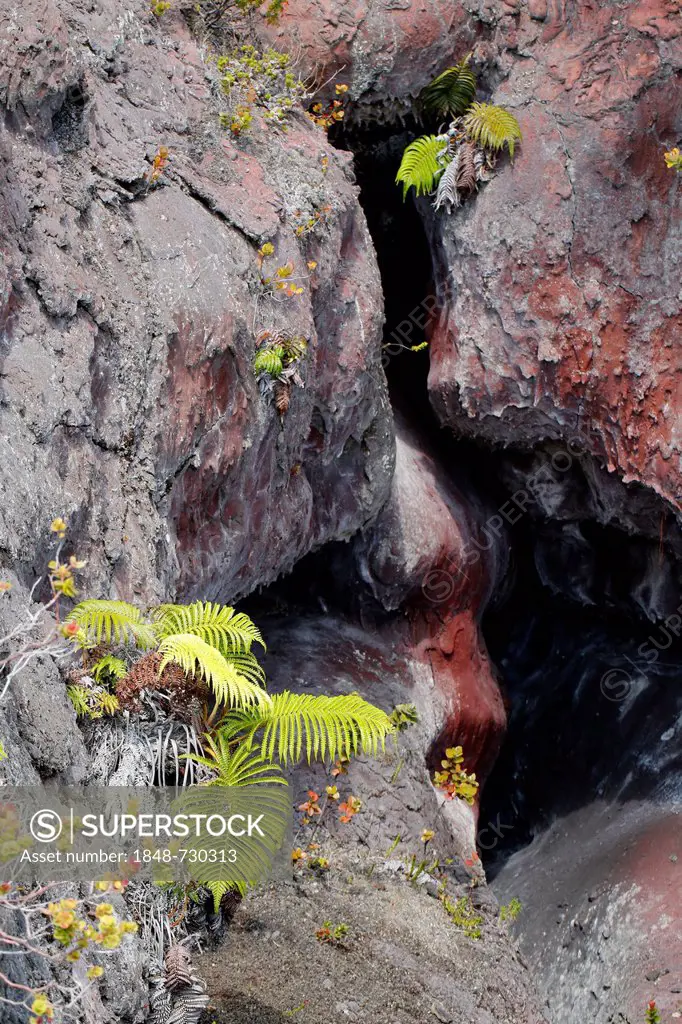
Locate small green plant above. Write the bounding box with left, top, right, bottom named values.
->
left=385, top=834, right=401, bottom=857
left=253, top=328, right=308, bottom=416
left=308, top=83, right=348, bottom=130
left=67, top=682, right=120, bottom=720
left=309, top=855, right=330, bottom=873
left=404, top=853, right=439, bottom=884
left=389, top=702, right=419, bottom=731
left=664, top=147, right=682, bottom=172
left=235, top=0, right=289, bottom=23
left=150, top=0, right=171, bottom=14
left=0, top=740, right=6, bottom=761
left=433, top=746, right=479, bottom=805
left=315, top=920, right=349, bottom=947
left=293, top=203, right=333, bottom=238
left=220, top=105, right=253, bottom=137
left=645, top=1001, right=661, bottom=1023
left=91, top=654, right=127, bottom=685
left=217, top=45, right=305, bottom=136
left=440, top=890, right=483, bottom=940
left=499, top=897, right=522, bottom=923
left=397, top=58, right=521, bottom=211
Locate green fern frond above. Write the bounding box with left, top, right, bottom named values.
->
left=205, top=879, right=247, bottom=914
left=171, top=783, right=289, bottom=896
left=95, top=691, right=121, bottom=716
left=226, top=651, right=266, bottom=687
left=91, top=654, right=128, bottom=684
left=220, top=691, right=395, bottom=765
left=254, top=346, right=284, bottom=377
left=396, top=134, right=449, bottom=200
left=153, top=601, right=265, bottom=655
left=420, top=57, right=476, bottom=120
left=158, top=634, right=270, bottom=709
left=67, top=685, right=91, bottom=717
left=185, top=732, right=286, bottom=787
left=67, top=600, right=156, bottom=648
left=462, top=102, right=522, bottom=158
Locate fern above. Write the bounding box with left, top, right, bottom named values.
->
left=281, top=335, right=307, bottom=362
left=91, top=654, right=128, bottom=684
left=462, top=102, right=522, bottom=158
left=223, top=650, right=266, bottom=687
left=205, top=879, right=246, bottom=914
left=163, top=944, right=193, bottom=991
left=171, top=783, right=289, bottom=893
left=157, top=634, right=270, bottom=709
left=434, top=141, right=479, bottom=212
left=396, top=134, right=448, bottom=200
left=185, top=732, right=286, bottom=787
left=274, top=380, right=290, bottom=416
left=220, top=691, right=395, bottom=765
left=420, top=57, right=476, bottom=120
left=67, top=684, right=119, bottom=719
left=254, top=346, right=284, bottom=377
left=67, top=600, right=156, bottom=648
left=67, top=684, right=91, bottom=717
left=456, top=140, right=478, bottom=191
left=96, top=691, right=121, bottom=716
left=153, top=601, right=265, bottom=655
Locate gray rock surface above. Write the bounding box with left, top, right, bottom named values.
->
left=0, top=0, right=393, bottom=607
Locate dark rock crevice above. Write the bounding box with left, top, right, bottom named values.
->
left=279, top=106, right=682, bottom=1022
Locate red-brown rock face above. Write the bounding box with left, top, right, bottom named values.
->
left=352, top=417, right=508, bottom=786
left=259, top=0, right=480, bottom=118
left=424, top=2, right=682, bottom=511
left=268, top=0, right=681, bottom=513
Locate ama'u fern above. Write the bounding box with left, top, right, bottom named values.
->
left=253, top=346, right=284, bottom=377
left=219, top=691, right=394, bottom=765
left=154, top=601, right=264, bottom=655
left=66, top=600, right=394, bottom=767
left=186, top=732, right=286, bottom=787
left=397, top=59, right=522, bottom=208
left=396, top=134, right=448, bottom=199
left=66, top=598, right=268, bottom=711
left=67, top=600, right=156, bottom=648
left=462, top=102, right=522, bottom=158
left=65, top=595, right=395, bottom=912
left=157, top=634, right=268, bottom=709
left=420, top=56, right=476, bottom=120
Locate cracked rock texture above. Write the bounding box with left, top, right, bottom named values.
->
left=264, top=0, right=682, bottom=509
left=423, top=1, right=682, bottom=511
left=0, top=0, right=393, bottom=606
left=259, top=0, right=481, bottom=120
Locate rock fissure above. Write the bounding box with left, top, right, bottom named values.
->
left=324, top=47, right=681, bottom=1017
